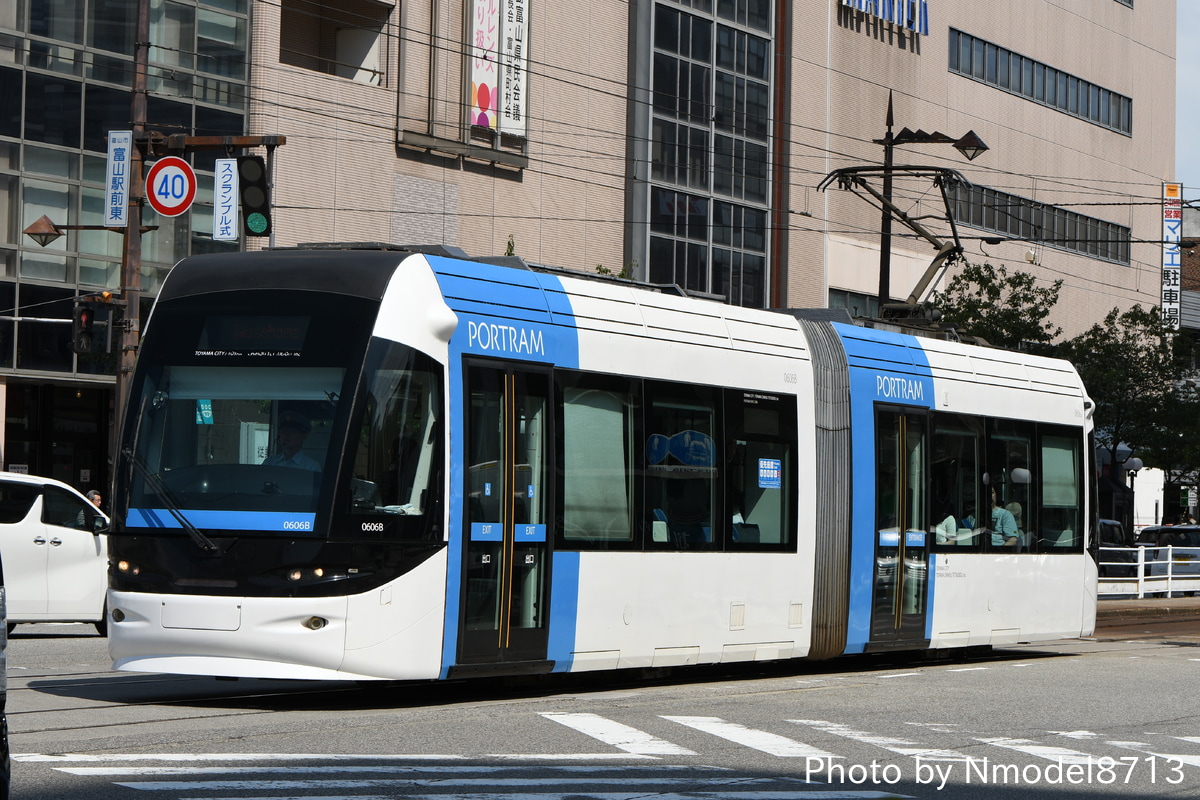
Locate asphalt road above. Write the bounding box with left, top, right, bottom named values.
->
left=5, top=605, right=1200, bottom=800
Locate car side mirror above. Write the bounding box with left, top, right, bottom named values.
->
left=92, top=515, right=109, bottom=535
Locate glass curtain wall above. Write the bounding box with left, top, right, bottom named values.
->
left=646, top=0, right=773, bottom=308
left=0, top=0, right=248, bottom=376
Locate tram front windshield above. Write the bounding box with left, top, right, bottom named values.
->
left=131, top=366, right=341, bottom=512
left=124, top=301, right=371, bottom=534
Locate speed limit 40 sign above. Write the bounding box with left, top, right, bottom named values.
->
left=145, top=156, right=197, bottom=217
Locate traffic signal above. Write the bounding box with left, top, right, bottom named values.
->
left=72, top=303, right=95, bottom=355
left=236, top=155, right=272, bottom=237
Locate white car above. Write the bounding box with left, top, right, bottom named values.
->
left=0, top=472, right=108, bottom=635
left=1, top=548, right=10, bottom=797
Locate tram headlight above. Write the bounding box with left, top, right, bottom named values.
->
left=302, top=616, right=328, bottom=630
left=117, top=560, right=140, bottom=576
left=286, top=566, right=332, bottom=582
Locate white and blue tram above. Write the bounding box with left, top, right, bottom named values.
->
left=106, top=246, right=1097, bottom=681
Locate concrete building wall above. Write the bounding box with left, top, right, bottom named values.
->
left=248, top=0, right=1175, bottom=338
left=250, top=0, right=629, bottom=271
left=799, top=0, right=1175, bottom=335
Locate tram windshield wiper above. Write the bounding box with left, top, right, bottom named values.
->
left=122, top=447, right=219, bottom=554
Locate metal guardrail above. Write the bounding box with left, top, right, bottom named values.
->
left=1098, top=545, right=1200, bottom=597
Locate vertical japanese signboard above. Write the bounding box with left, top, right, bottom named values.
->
left=105, top=131, right=132, bottom=227
left=213, top=159, right=239, bottom=241
left=470, top=0, right=529, bottom=138
left=1163, top=182, right=1183, bottom=331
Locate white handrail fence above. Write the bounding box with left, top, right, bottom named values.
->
left=1098, top=544, right=1200, bottom=598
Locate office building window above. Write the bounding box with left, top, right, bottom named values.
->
left=646, top=0, right=773, bottom=307
left=951, top=184, right=1131, bottom=265
left=829, top=289, right=879, bottom=319
left=279, top=0, right=390, bottom=86
left=3, top=0, right=249, bottom=378
left=949, top=29, right=1131, bottom=135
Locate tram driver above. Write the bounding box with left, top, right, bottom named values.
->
left=263, top=412, right=322, bottom=472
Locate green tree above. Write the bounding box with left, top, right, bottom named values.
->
left=934, top=263, right=1200, bottom=509
left=930, top=260, right=1063, bottom=352
left=1133, top=387, right=1200, bottom=516
left=1059, top=305, right=1200, bottom=477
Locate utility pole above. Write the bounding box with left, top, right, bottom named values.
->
left=113, top=0, right=150, bottom=458
left=110, top=0, right=284, bottom=467
left=23, top=0, right=285, bottom=491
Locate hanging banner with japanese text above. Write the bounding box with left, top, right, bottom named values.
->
left=470, top=0, right=529, bottom=138
left=499, top=0, right=528, bottom=137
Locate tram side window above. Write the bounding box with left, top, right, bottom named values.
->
left=724, top=389, right=795, bottom=549
left=645, top=382, right=718, bottom=550
left=345, top=341, right=442, bottom=527
left=557, top=372, right=638, bottom=547
left=986, top=419, right=1034, bottom=551
left=930, top=413, right=985, bottom=550
left=1038, top=432, right=1082, bottom=550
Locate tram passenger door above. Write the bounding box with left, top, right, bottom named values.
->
left=459, top=363, right=552, bottom=667
left=869, top=407, right=930, bottom=648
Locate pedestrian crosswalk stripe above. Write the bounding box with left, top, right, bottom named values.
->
left=1105, top=739, right=1200, bottom=768
left=975, top=737, right=1096, bottom=764
left=168, top=794, right=912, bottom=800
left=57, top=764, right=731, bottom=776
left=541, top=712, right=697, bottom=755
left=14, top=754, right=469, bottom=763
left=112, top=776, right=776, bottom=790
left=662, top=716, right=840, bottom=759
left=789, top=719, right=965, bottom=760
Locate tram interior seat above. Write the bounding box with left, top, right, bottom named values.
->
left=1038, top=528, right=1074, bottom=548
left=939, top=528, right=978, bottom=545
left=733, top=521, right=760, bottom=543
left=351, top=478, right=381, bottom=509
left=651, top=508, right=711, bottom=547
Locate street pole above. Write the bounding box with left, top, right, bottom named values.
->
left=877, top=93, right=895, bottom=311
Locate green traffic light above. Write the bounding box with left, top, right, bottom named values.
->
left=247, top=212, right=269, bottom=234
